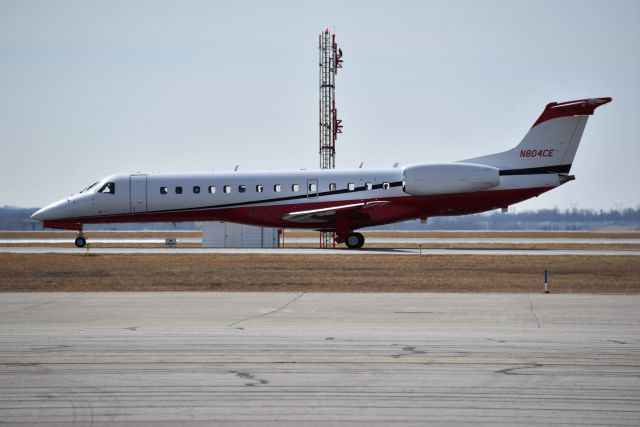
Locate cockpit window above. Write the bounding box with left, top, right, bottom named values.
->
left=80, top=182, right=99, bottom=193
left=98, top=182, right=115, bottom=194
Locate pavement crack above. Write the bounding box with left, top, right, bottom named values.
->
left=229, top=370, right=269, bottom=386
left=392, top=345, right=427, bottom=358
left=528, top=293, right=541, bottom=328
left=227, top=292, right=305, bottom=328
left=495, top=363, right=543, bottom=375
left=1, top=293, right=83, bottom=315
left=402, top=346, right=426, bottom=355
left=30, top=345, right=71, bottom=353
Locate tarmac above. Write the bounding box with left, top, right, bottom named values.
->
left=2, top=237, right=639, bottom=244
left=1, top=246, right=639, bottom=256
left=1, top=292, right=639, bottom=425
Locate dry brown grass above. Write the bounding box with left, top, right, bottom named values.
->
left=1, top=253, right=638, bottom=293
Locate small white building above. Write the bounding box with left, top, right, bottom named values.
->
left=202, top=222, right=280, bottom=248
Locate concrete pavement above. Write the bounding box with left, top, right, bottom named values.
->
left=2, top=246, right=639, bottom=255
left=0, top=293, right=639, bottom=425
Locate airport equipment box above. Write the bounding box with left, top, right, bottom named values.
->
left=202, top=222, right=280, bottom=248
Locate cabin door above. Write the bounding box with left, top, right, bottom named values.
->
left=130, top=174, right=148, bottom=213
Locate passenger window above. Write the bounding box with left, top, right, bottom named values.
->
left=175, top=186, right=183, bottom=194
left=239, top=185, right=246, bottom=193
left=99, top=182, right=115, bottom=194
left=208, top=185, right=216, bottom=194
left=309, top=183, right=317, bottom=192
left=348, top=183, right=355, bottom=191
left=292, top=184, right=299, bottom=192
left=256, top=185, right=264, bottom=193
left=382, top=182, right=390, bottom=190
left=160, top=186, right=168, bottom=195
left=193, top=186, right=200, bottom=194
left=224, top=185, right=231, bottom=194
left=274, top=184, right=282, bottom=192
left=365, top=182, right=372, bottom=190
left=329, top=183, right=337, bottom=191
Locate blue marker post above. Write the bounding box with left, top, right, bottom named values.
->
left=544, top=269, right=550, bottom=294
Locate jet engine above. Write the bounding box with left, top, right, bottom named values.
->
left=402, top=163, right=500, bottom=196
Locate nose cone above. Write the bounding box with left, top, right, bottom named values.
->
left=30, top=199, right=73, bottom=222
left=30, top=207, right=48, bottom=221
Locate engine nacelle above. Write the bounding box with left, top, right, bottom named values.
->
left=402, top=163, right=500, bottom=196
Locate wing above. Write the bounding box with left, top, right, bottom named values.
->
left=281, top=201, right=390, bottom=224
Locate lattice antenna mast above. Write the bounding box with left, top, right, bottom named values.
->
left=319, top=29, right=343, bottom=169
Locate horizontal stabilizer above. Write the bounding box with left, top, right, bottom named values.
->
left=532, top=97, right=611, bottom=128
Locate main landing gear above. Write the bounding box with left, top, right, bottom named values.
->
left=334, top=228, right=365, bottom=249
left=74, top=232, right=87, bottom=248
left=344, top=232, right=365, bottom=249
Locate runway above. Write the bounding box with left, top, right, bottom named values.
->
left=2, top=246, right=639, bottom=256
left=3, top=231, right=639, bottom=256
left=1, top=293, right=638, bottom=425
left=2, top=236, right=639, bottom=244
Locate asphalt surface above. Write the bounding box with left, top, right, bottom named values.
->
left=1, top=293, right=638, bottom=425
left=1, top=246, right=639, bottom=256
left=2, top=237, right=639, bottom=244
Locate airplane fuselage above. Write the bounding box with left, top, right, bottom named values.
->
left=31, top=97, right=611, bottom=248
left=36, top=167, right=558, bottom=232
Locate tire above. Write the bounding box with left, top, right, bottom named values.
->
left=345, top=232, right=365, bottom=249
left=74, top=236, right=87, bottom=248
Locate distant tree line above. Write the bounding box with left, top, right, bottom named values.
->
left=369, top=207, right=640, bottom=231
left=1, top=205, right=639, bottom=231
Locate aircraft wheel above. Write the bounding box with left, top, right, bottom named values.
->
left=74, top=236, right=87, bottom=248
left=345, top=232, right=364, bottom=249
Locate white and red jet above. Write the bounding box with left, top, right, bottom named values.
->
left=32, top=97, right=611, bottom=248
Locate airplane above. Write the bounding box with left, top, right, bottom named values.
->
left=31, top=97, right=611, bottom=249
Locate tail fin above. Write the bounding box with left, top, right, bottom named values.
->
left=463, top=97, right=611, bottom=173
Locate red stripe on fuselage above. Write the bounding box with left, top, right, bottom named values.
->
left=43, top=187, right=551, bottom=231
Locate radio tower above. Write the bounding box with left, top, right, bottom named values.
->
left=319, top=28, right=343, bottom=248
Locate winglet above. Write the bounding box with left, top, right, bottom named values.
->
left=532, top=97, right=612, bottom=128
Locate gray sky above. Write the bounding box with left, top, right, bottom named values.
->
left=1, top=0, right=638, bottom=210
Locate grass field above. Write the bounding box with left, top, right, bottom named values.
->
left=2, top=231, right=638, bottom=293
left=1, top=253, right=638, bottom=293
